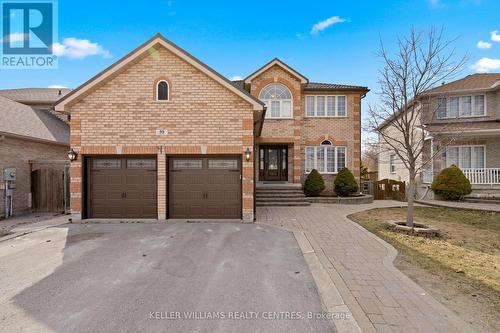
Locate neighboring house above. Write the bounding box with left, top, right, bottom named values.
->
left=378, top=74, right=500, bottom=198
left=54, top=34, right=368, bottom=222
left=0, top=89, right=70, bottom=218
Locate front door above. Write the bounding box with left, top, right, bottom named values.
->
left=260, top=146, right=288, bottom=181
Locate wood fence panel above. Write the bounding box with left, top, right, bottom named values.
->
left=31, top=168, right=66, bottom=212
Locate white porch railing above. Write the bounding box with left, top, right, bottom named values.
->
left=462, top=168, right=500, bottom=185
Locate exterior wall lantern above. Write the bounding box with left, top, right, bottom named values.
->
left=68, top=148, right=78, bottom=161
left=244, top=147, right=252, bottom=162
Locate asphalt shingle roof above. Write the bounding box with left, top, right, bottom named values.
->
left=0, top=88, right=71, bottom=104
left=0, top=96, right=69, bottom=144
left=230, top=80, right=368, bottom=92
left=424, top=73, right=500, bottom=94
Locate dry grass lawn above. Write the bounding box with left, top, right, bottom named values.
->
left=349, top=206, right=500, bottom=333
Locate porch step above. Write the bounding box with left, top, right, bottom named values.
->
left=255, top=186, right=310, bottom=207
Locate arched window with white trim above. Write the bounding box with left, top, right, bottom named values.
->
left=305, top=139, right=347, bottom=174
left=259, top=83, right=292, bottom=118
left=156, top=80, right=169, bottom=101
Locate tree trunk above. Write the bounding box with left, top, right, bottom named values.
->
left=406, top=173, right=416, bottom=228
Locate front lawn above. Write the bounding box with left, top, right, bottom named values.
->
left=349, top=207, right=500, bottom=332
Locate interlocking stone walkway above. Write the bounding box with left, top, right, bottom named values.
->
left=257, top=201, right=474, bottom=333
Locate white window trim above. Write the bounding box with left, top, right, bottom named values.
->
left=305, top=95, right=348, bottom=118
left=156, top=80, right=170, bottom=102
left=444, top=145, right=486, bottom=169
left=437, top=94, right=486, bottom=119
left=304, top=146, right=347, bottom=174
left=260, top=84, right=293, bottom=119
left=389, top=154, right=396, bottom=174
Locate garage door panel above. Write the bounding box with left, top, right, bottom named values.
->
left=89, top=156, right=157, bottom=219
left=169, top=156, right=241, bottom=219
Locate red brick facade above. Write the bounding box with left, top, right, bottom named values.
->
left=248, top=64, right=363, bottom=192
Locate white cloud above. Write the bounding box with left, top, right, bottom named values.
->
left=311, top=16, right=347, bottom=34
left=470, top=57, right=500, bottom=72
left=477, top=40, right=492, bottom=49
left=48, top=85, right=68, bottom=89
left=51, top=37, right=111, bottom=59
left=1, top=32, right=29, bottom=43
left=230, top=75, right=242, bottom=81
left=491, top=30, right=500, bottom=42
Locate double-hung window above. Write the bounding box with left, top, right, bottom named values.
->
left=306, top=95, right=346, bottom=117
left=444, top=146, right=485, bottom=169
left=305, top=144, right=347, bottom=174
left=389, top=154, right=396, bottom=173
left=259, top=84, right=293, bottom=118
left=437, top=95, right=485, bottom=119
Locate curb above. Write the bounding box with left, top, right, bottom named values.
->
left=293, top=231, right=363, bottom=333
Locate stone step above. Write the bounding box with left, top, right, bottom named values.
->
left=255, top=192, right=305, bottom=198
left=256, top=201, right=311, bottom=207
left=256, top=189, right=304, bottom=194
left=256, top=197, right=309, bottom=203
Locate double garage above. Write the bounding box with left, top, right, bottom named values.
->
left=85, top=155, right=242, bottom=219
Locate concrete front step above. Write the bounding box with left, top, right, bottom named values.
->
left=256, top=193, right=306, bottom=198
left=257, top=197, right=310, bottom=203
left=256, top=201, right=311, bottom=207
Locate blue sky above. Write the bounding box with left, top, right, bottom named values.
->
left=1, top=0, right=499, bottom=139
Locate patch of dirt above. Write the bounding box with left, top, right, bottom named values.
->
left=66, top=233, right=104, bottom=244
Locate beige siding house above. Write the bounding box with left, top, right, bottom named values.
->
left=378, top=74, right=500, bottom=198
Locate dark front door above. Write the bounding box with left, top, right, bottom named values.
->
left=260, top=146, right=288, bottom=181
left=169, top=156, right=242, bottom=219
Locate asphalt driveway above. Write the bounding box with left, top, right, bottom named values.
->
left=0, top=222, right=335, bottom=333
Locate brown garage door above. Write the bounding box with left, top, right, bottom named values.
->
left=169, top=156, right=241, bottom=219
left=88, top=156, right=157, bottom=218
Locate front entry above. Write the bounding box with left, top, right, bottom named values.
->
left=259, top=146, right=288, bottom=181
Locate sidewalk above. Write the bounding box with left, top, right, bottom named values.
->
left=0, top=213, right=70, bottom=242
left=416, top=199, right=500, bottom=212
left=257, top=201, right=474, bottom=333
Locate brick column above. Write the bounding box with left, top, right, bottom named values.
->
left=70, top=159, right=82, bottom=220
left=157, top=153, right=166, bottom=220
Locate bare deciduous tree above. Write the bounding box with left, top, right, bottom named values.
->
left=367, top=27, right=467, bottom=227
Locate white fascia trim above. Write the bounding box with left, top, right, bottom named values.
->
left=55, top=37, right=264, bottom=111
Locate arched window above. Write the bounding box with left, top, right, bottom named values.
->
left=259, top=83, right=292, bottom=118
left=156, top=80, right=169, bottom=101
left=321, top=140, right=332, bottom=146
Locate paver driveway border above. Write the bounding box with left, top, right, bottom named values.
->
left=257, top=201, right=475, bottom=333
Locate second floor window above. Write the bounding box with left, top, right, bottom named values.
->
left=437, top=95, right=485, bottom=119
left=157, top=80, right=169, bottom=101
left=389, top=154, right=396, bottom=173
left=259, top=84, right=292, bottom=118
left=306, top=95, right=346, bottom=117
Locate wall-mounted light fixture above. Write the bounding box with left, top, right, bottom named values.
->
left=244, top=147, right=252, bottom=162
left=68, top=148, right=77, bottom=161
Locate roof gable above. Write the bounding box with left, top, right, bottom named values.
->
left=244, top=58, right=308, bottom=84
left=55, top=34, right=264, bottom=112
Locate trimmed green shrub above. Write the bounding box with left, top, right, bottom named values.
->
left=304, top=169, right=325, bottom=196
left=431, top=164, right=472, bottom=200
left=334, top=168, right=358, bottom=196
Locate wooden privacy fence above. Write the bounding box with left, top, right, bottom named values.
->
left=374, top=179, right=406, bottom=201
left=31, top=168, right=69, bottom=213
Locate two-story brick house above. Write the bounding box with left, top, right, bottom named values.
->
left=378, top=74, right=500, bottom=198
left=55, top=34, right=368, bottom=221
